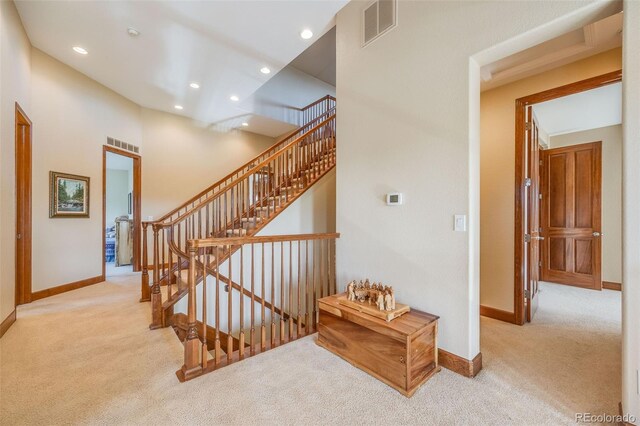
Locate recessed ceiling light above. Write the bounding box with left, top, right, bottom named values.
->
left=73, top=46, right=88, bottom=55
left=189, top=82, right=200, bottom=89
left=127, top=27, right=140, bottom=37
left=300, top=29, right=313, bottom=40
left=174, top=105, right=183, bottom=110
left=230, top=95, right=239, bottom=102
left=241, top=122, right=249, bottom=127
left=260, top=67, right=271, bottom=74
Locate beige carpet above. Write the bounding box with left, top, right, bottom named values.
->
left=0, top=277, right=621, bottom=425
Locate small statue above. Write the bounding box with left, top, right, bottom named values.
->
left=347, top=281, right=356, bottom=301
left=388, top=288, right=396, bottom=310
left=384, top=291, right=393, bottom=311
left=376, top=292, right=385, bottom=310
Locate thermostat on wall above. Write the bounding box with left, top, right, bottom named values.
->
left=386, top=192, right=403, bottom=206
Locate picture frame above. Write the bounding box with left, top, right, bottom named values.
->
left=49, top=171, right=90, bottom=218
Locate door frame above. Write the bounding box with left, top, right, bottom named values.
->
left=102, top=146, right=142, bottom=276
left=513, top=69, right=621, bottom=325
left=15, top=103, right=32, bottom=305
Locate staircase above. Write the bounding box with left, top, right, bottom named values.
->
left=140, top=96, right=339, bottom=381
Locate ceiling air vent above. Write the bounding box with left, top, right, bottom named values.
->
left=363, top=0, right=397, bottom=47
left=107, top=137, right=139, bottom=154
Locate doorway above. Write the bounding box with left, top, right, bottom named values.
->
left=102, top=146, right=141, bottom=277
left=15, top=103, right=32, bottom=305
left=515, top=70, right=622, bottom=323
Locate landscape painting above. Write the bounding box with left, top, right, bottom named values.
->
left=49, top=172, right=90, bottom=218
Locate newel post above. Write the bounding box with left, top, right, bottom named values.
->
left=181, top=244, right=202, bottom=380
left=140, top=222, right=151, bottom=302
left=149, top=224, right=163, bottom=329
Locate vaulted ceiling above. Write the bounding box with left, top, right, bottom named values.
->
left=15, top=1, right=346, bottom=132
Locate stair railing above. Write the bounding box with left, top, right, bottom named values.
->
left=179, top=232, right=339, bottom=381
left=140, top=96, right=335, bottom=303
left=145, top=112, right=336, bottom=328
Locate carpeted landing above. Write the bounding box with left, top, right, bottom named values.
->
left=0, top=277, right=620, bottom=425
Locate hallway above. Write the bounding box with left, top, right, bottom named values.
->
left=0, top=277, right=620, bottom=425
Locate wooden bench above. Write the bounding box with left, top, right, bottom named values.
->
left=317, top=293, right=440, bottom=397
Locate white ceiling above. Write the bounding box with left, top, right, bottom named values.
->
left=532, top=82, right=621, bottom=137
left=106, top=152, right=133, bottom=171
left=290, top=27, right=336, bottom=86
left=481, top=10, right=623, bottom=91
left=15, top=0, right=346, bottom=127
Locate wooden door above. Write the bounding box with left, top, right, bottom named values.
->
left=541, top=141, right=602, bottom=290
left=15, top=104, right=32, bottom=305
left=525, top=107, right=541, bottom=322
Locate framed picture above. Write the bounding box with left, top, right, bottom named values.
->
left=49, top=171, right=90, bottom=218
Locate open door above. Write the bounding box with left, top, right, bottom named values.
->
left=540, top=142, right=602, bottom=290
left=524, top=106, right=541, bottom=322
left=15, top=103, right=32, bottom=305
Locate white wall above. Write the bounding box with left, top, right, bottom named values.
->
left=106, top=169, right=130, bottom=229
left=550, top=125, right=622, bottom=284
left=335, top=0, right=625, bottom=362
left=480, top=48, right=622, bottom=312
left=621, top=0, right=640, bottom=418
left=0, top=0, right=31, bottom=321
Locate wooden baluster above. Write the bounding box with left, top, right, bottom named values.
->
left=331, top=239, right=336, bottom=294
left=239, top=245, right=245, bottom=359
left=140, top=222, right=150, bottom=302
left=227, top=246, right=233, bottom=362
left=289, top=241, right=294, bottom=339
left=198, top=209, right=202, bottom=239
left=161, top=230, right=166, bottom=286
left=202, top=251, right=208, bottom=369
left=261, top=242, right=266, bottom=351
left=305, top=239, right=310, bottom=334
left=167, top=246, right=173, bottom=298
left=297, top=240, right=302, bottom=337
left=319, top=239, right=324, bottom=301
left=312, top=239, right=317, bottom=330
left=214, top=246, right=221, bottom=365
left=280, top=242, right=285, bottom=343
left=181, top=245, right=201, bottom=379
left=206, top=203, right=210, bottom=237
left=250, top=243, right=256, bottom=355
left=270, top=242, right=276, bottom=347
left=150, top=224, right=162, bottom=329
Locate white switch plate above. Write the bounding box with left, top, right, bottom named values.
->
left=454, top=215, right=467, bottom=232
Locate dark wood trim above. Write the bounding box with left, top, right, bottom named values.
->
left=31, top=275, right=104, bottom=301
left=0, top=309, right=17, bottom=339
left=480, top=305, right=517, bottom=324
left=604, top=281, right=622, bottom=291
left=438, top=349, right=482, bottom=377
left=15, top=102, right=32, bottom=306
left=513, top=70, right=622, bottom=325
left=103, top=145, right=142, bottom=275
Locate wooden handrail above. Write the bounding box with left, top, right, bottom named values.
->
left=300, top=95, right=336, bottom=111
left=152, top=99, right=335, bottom=224
left=177, top=232, right=339, bottom=381
left=189, top=232, right=341, bottom=248
left=159, top=114, right=335, bottom=228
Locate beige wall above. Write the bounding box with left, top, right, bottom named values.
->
left=140, top=108, right=275, bottom=221
left=550, top=125, right=622, bottom=284
left=30, top=49, right=142, bottom=291
left=0, top=0, right=31, bottom=321
left=335, top=0, right=619, bottom=360
left=621, top=0, right=640, bottom=417
left=480, top=48, right=622, bottom=313
left=25, top=49, right=276, bottom=293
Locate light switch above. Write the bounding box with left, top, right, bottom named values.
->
left=454, top=215, right=466, bottom=232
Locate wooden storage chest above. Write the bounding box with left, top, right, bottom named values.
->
left=317, top=293, right=439, bottom=397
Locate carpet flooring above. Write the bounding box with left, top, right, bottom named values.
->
left=0, top=277, right=621, bottom=425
